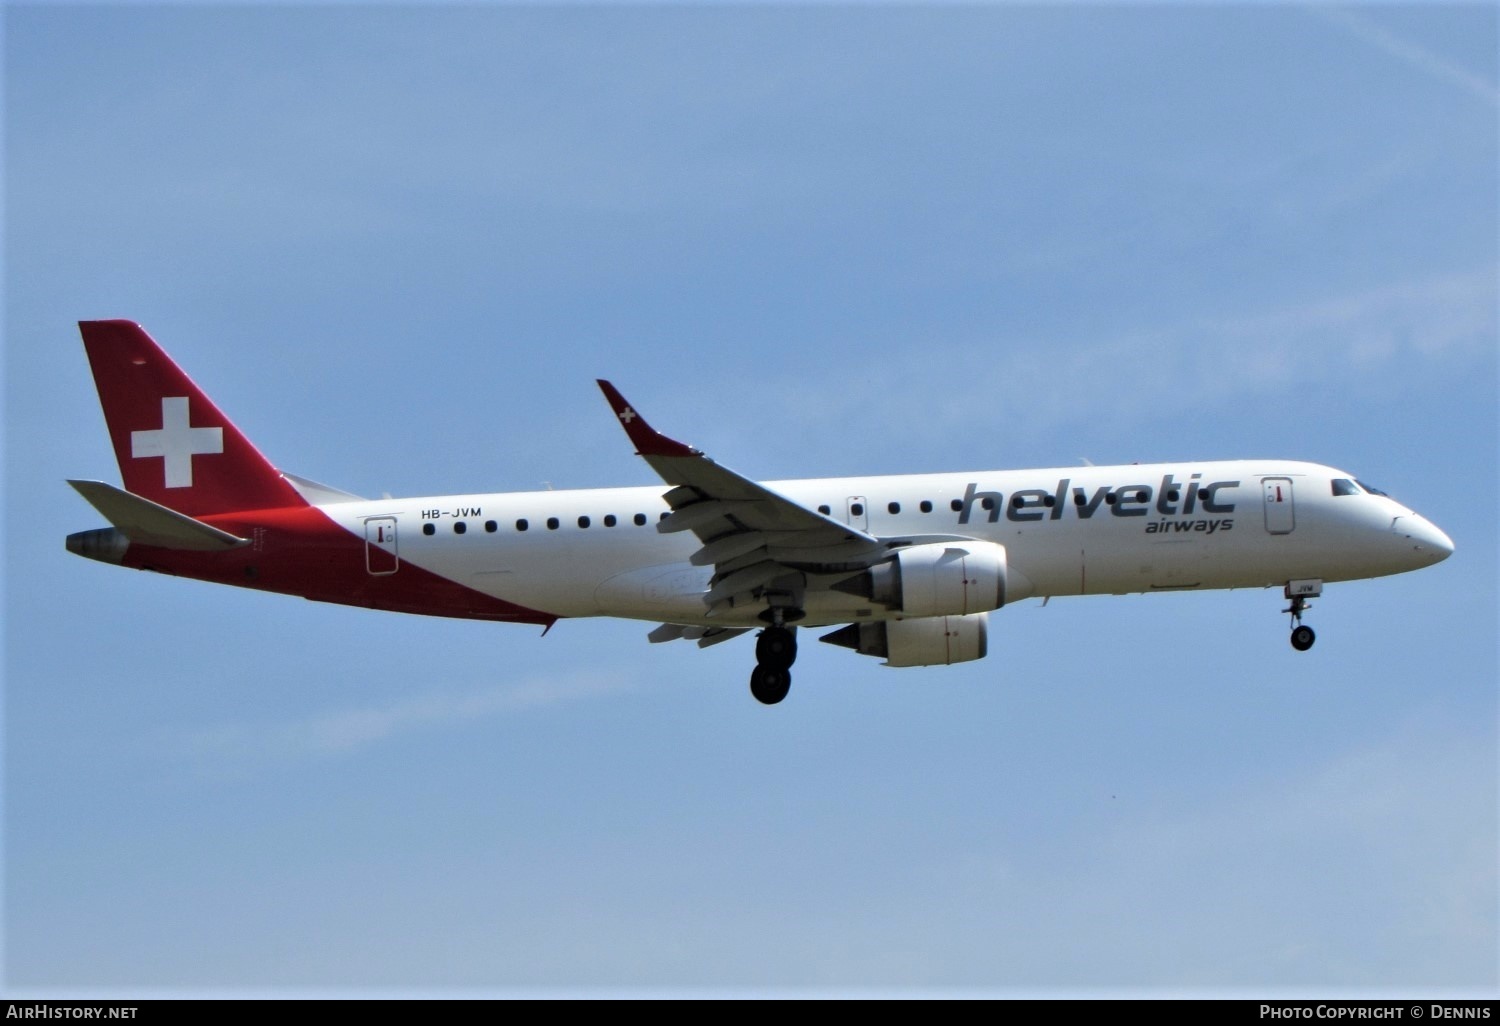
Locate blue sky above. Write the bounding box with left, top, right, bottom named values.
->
left=5, top=3, right=1496, bottom=995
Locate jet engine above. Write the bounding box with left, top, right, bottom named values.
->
left=820, top=612, right=989, bottom=667
left=834, top=541, right=1008, bottom=617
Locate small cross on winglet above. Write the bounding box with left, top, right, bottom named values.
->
left=596, top=380, right=700, bottom=459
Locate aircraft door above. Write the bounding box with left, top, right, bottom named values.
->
left=364, top=516, right=399, bottom=574
left=1262, top=478, right=1295, bottom=535
left=846, top=496, right=869, bottom=532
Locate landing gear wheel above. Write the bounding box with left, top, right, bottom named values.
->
left=750, top=664, right=791, bottom=705
left=756, top=626, right=797, bottom=669
left=1283, top=586, right=1320, bottom=653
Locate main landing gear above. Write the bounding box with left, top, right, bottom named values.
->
left=750, top=615, right=800, bottom=705
left=1283, top=580, right=1322, bottom=652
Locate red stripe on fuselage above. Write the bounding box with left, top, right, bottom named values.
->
left=119, top=504, right=557, bottom=625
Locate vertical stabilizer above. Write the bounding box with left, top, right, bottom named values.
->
left=78, top=320, right=307, bottom=517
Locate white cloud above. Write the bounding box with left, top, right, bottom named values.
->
left=817, top=266, right=1497, bottom=450
left=1211, top=269, right=1496, bottom=366
left=1311, top=7, right=1499, bottom=110
left=806, top=726, right=1500, bottom=991
left=178, top=671, right=630, bottom=765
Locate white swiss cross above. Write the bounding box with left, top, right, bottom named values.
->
left=619, top=407, right=637, bottom=424
left=131, top=397, right=223, bottom=488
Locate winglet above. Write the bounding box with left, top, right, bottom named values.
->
left=596, top=380, right=700, bottom=458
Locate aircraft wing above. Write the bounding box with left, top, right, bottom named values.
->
left=598, top=381, right=889, bottom=616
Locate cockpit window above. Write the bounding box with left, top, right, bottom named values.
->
left=1331, top=479, right=1361, bottom=497
left=1355, top=479, right=1389, bottom=497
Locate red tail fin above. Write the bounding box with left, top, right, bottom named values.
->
left=78, top=320, right=307, bottom=517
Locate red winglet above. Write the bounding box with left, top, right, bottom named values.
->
left=596, top=380, right=699, bottom=459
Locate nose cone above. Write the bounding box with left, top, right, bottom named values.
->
left=1393, top=515, right=1454, bottom=568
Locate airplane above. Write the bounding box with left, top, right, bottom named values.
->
left=66, top=320, right=1455, bottom=705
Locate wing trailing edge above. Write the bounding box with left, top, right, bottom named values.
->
left=647, top=623, right=751, bottom=648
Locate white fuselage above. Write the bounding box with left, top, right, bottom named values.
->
left=317, top=459, right=1453, bottom=628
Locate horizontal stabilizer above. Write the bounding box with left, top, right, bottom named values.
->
left=68, top=480, right=249, bottom=551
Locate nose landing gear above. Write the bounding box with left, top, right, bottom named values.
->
left=1283, top=580, right=1322, bottom=652
left=1290, top=620, right=1316, bottom=652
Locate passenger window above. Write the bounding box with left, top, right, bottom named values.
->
left=516, top=519, right=529, bottom=532
left=950, top=499, right=963, bottom=512
left=920, top=500, right=932, bottom=513
left=633, top=513, right=647, bottom=526
left=980, top=497, right=995, bottom=511
left=604, top=514, right=617, bottom=527
left=547, top=517, right=560, bottom=530
left=578, top=515, right=590, bottom=529
left=888, top=502, right=900, bottom=514
left=660, top=512, right=670, bottom=522
left=818, top=505, right=831, bottom=515
left=485, top=520, right=497, bottom=533
left=423, top=523, right=435, bottom=536
left=850, top=502, right=864, bottom=516
left=454, top=521, right=467, bottom=534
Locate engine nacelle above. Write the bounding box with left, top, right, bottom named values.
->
left=820, top=612, right=989, bottom=667
left=838, top=541, right=1008, bottom=617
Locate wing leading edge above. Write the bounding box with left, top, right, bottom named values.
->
left=596, top=380, right=890, bottom=621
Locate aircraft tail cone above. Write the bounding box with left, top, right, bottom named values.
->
left=67, top=527, right=128, bottom=564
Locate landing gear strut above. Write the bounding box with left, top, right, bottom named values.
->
left=750, top=615, right=799, bottom=705
left=1283, top=580, right=1321, bottom=652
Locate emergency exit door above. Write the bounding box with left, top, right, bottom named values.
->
left=364, top=516, right=399, bottom=575
left=1262, top=478, right=1295, bottom=535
